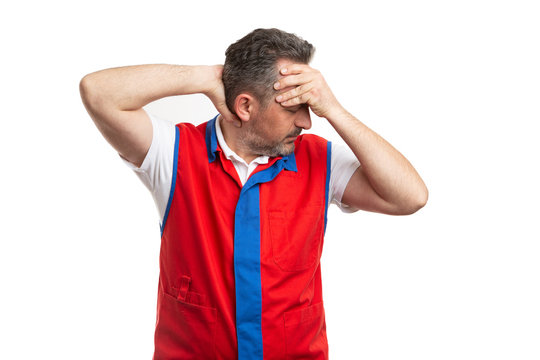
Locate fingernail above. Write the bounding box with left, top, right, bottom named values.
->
left=281, top=68, right=287, bottom=74
left=276, top=95, right=282, bottom=102
left=274, top=82, right=280, bottom=89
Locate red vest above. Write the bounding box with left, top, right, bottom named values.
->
left=153, top=115, right=331, bottom=360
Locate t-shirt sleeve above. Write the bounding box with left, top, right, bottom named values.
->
left=119, top=109, right=176, bottom=227
left=329, top=142, right=361, bottom=213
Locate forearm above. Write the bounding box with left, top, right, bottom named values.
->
left=273, top=63, right=428, bottom=212
left=80, top=64, right=217, bottom=111
left=326, top=106, right=428, bottom=208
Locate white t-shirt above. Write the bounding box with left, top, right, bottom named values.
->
left=121, top=110, right=361, bottom=227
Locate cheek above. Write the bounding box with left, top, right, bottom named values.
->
left=273, top=121, right=292, bottom=139
left=253, top=118, right=276, bottom=141
left=258, top=109, right=294, bottom=140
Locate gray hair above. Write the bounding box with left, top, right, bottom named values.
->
left=223, top=28, right=315, bottom=112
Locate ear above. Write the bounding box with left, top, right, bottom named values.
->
left=234, top=93, right=257, bottom=123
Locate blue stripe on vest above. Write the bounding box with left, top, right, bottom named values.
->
left=204, top=115, right=298, bottom=358
left=205, top=114, right=219, bottom=162
left=324, top=141, right=332, bottom=233
left=234, top=153, right=297, bottom=360
left=160, top=125, right=180, bottom=237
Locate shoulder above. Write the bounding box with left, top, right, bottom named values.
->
left=297, top=133, right=328, bottom=145
left=295, top=133, right=329, bottom=154
left=293, top=134, right=331, bottom=175
left=174, top=121, right=209, bottom=141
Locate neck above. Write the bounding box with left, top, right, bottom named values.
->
left=218, top=116, right=260, bottom=163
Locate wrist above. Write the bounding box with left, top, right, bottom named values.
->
left=199, top=65, right=224, bottom=97
left=321, top=102, right=346, bottom=120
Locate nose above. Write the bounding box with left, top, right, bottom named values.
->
left=294, top=107, right=312, bottom=130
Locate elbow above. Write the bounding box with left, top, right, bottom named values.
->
left=79, top=74, right=96, bottom=106
left=395, top=187, right=429, bottom=215
left=413, top=196, right=428, bottom=214
left=79, top=74, right=105, bottom=115
left=406, top=187, right=429, bottom=215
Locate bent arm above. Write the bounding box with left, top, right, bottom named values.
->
left=79, top=64, right=233, bottom=167
left=274, top=64, right=428, bottom=215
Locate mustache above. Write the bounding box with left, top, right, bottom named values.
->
left=287, top=127, right=302, bottom=138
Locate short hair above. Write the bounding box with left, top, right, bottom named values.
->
left=223, top=28, right=315, bottom=112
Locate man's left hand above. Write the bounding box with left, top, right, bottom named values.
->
left=273, top=64, right=343, bottom=119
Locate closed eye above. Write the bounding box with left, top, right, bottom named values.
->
left=287, top=104, right=304, bottom=113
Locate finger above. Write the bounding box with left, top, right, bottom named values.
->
left=281, top=92, right=311, bottom=107
left=279, top=63, right=311, bottom=76
left=274, top=73, right=310, bottom=90
left=217, top=103, right=242, bottom=127
left=276, top=83, right=314, bottom=103
left=227, top=113, right=242, bottom=128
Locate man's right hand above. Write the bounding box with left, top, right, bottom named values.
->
left=204, top=65, right=241, bottom=127
left=80, top=64, right=240, bottom=168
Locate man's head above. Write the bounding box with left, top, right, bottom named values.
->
left=223, top=28, right=315, bottom=113
left=222, top=28, right=315, bottom=158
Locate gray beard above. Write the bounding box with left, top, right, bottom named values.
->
left=241, top=136, right=294, bottom=157
left=240, top=127, right=301, bottom=157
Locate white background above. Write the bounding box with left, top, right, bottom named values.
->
left=1, top=0, right=539, bottom=359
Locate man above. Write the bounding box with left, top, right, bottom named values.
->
left=80, top=28, right=428, bottom=360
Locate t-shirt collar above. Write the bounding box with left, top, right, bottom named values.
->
left=214, top=114, right=270, bottom=167
left=205, top=114, right=297, bottom=173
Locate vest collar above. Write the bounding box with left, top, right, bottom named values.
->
left=205, top=114, right=297, bottom=172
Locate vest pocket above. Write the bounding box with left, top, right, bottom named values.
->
left=154, top=287, right=217, bottom=360
left=268, top=205, right=324, bottom=272
left=284, top=302, right=329, bottom=359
